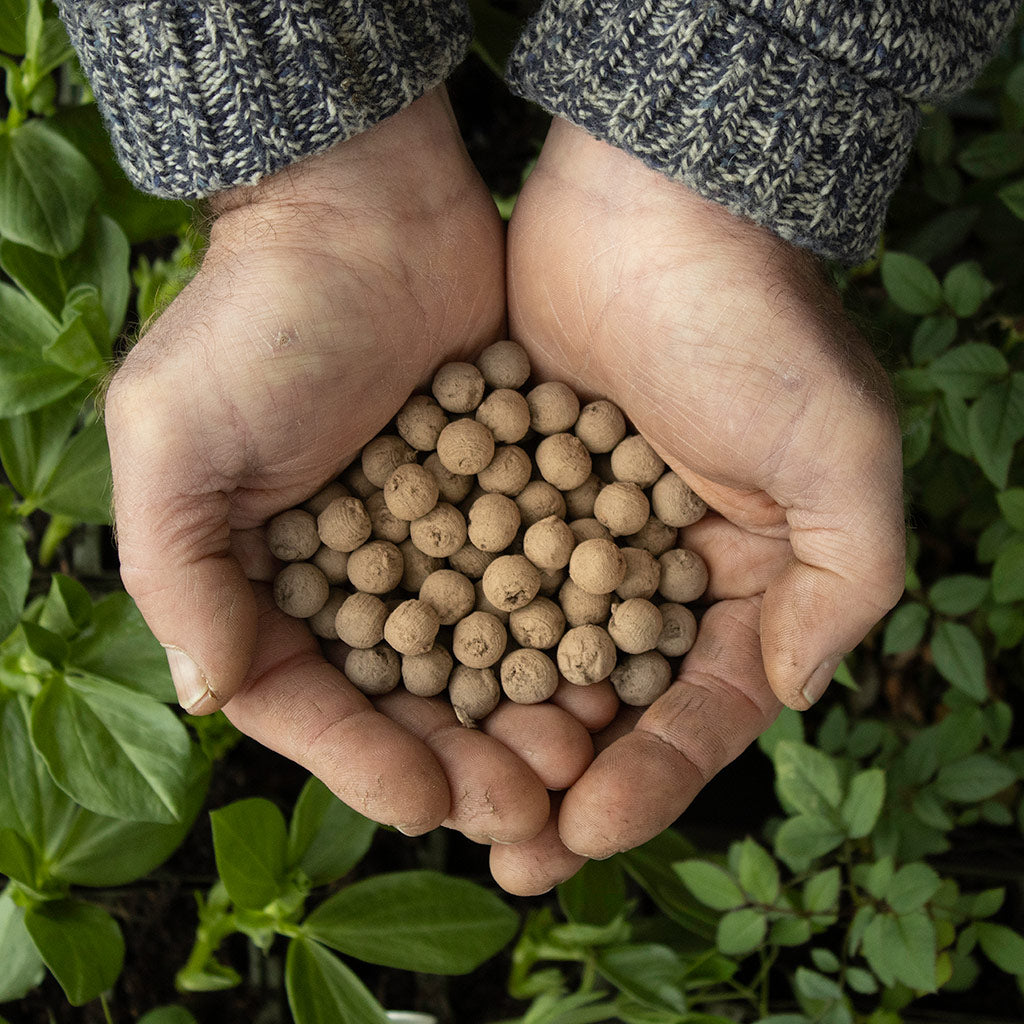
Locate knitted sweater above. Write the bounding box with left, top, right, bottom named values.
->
left=57, top=1, right=1018, bottom=263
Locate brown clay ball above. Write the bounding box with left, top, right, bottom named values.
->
left=335, top=591, right=388, bottom=649
left=610, top=434, right=665, bottom=488
left=500, top=649, right=559, bottom=704
left=365, top=490, right=411, bottom=544
left=267, top=508, right=320, bottom=561
left=526, top=381, right=580, bottom=435
left=475, top=389, right=531, bottom=443
left=593, top=481, right=651, bottom=537
left=569, top=518, right=612, bottom=543
left=435, top=418, right=495, bottom=476
left=409, top=502, right=467, bottom=558
left=452, top=611, right=508, bottom=669
left=308, top=589, right=346, bottom=639
left=312, top=544, right=350, bottom=585
left=346, top=539, right=404, bottom=594
left=273, top=562, right=329, bottom=618
left=383, top=462, right=440, bottom=521
left=534, top=433, right=592, bottom=491
left=651, top=471, right=708, bottom=528
left=476, top=444, right=532, bottom=496
left=448, top=664, right=501, bottom=725
left=658, top=548, right=710, bottom=603
left=344, top=644, right=401, bottom=696
left=317, top=496, right=372, bottom=552
left=398, top=538, right=443, bottom=591
left=467, top=492, right=521, bottom=553
left=656, top=603, right=698, bottom=657
left=341, top=461, right=377, bottom=500
left=481, top=554, right=542, bottom=612
left=508, top=596, right=566, bottom=650
left=361, top=434, right=416, bottom=489
left=522, top=515, right=576, bottom=571
left=568, top=537, right=627, bottom=595
left=474, top=579, right=510, bottom=623
left=395, top=394, right=448, bottom=451
left=401, top=645, right=454, bottom=697
left=432, top=361, right=486, bottom=413
left=419, top=569, right=476, bottom=625
left=556, top=624, right=618, bottom=686
left=476, top=340, right=531, bottom=390
left=611, top=650, right=673, bottom=706
left=447, top=541, right=496, bottom=579
left=625, top=515, right=678, bottom=557
left=615, top=546, right=661, bottom=600
left=303, top=482, right=350, bottom=517
left=563, top=474, right=602, bottom=520
left=574, top=399, right=627, bottom=453
left=607, top=598, right=664, bottom=654
left=515, top=480, right=567, bottom=527
left=422, top=451, right=475, bottom=504
left=383, top=599, right=441, bottom=656
left=558, top=577, right=613, bottom=627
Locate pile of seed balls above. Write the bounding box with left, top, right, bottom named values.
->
left=269, top=341, right=708, bottom=726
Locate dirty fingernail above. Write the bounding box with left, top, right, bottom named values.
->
left=163, top=645, right=209, bottom=712
left=801, top=657, right=841, bottom=707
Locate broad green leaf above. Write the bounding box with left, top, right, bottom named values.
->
left=24, top=899, right=124, bottom=1006
left=988, top=603, right=1024, bottom=649
left=934, top=753, right=1016, bottom=803
left=911, top=314, right=957, bottom=364
left=793, top=967, right=843, bottom=1003
left=885, top=863, right=941, bottom=913
left=861, top=911, right=937, bottom=992
left=881, top=252, right=942, bottom=314
left=958, top=132, right=1024, bottom=178
left=138, top=1008, right=199, bottom=1024
left=938, top=392, right=973, bottom=454
left=810, top=947, right=841, bottom=973
left=774, top=813, right=845, bottom=872
left=0, top=389, right=79, bottom=504
left=26, top=15, right=73, bottom=81
left=211, top=798, right=289, bottom=911
left=997, top=488, right=1024, bottom=530
left=967, top=374, right=1024, bottom=488
left=736, top=838, right=780, bottom=905
left=901, top=402, right=933, bottom=466
left=840, top=768, right=886, bottom=839
left=757, top=706, right=804, bottom=759
left=36, top=574, right=93, bottom=639
left=0, top=236, right=65, bottom=317
left=558, top=855, right=628, bottom=927
left=716, top=908, right=767, bottom=957
left=1000, top=177, right=1024, bottom=219
left=930, top=621, right=987, bottom=701
left=673, top=860, right=745, bottom=911
left=0, top=0, right=28, bottom=53
left=0, top=120, right=100, bottom=256
left=927, top=575, right=989, bottom=616
left=34, top=414, right=111, bottom=523
left=773, top=740, right=842, bottom=817
left=0, top=488, right=31, bottom=640
left=303, top=870, right=517, bottom=974
left=942, top=261, right=993, bottom=317
left=882, top=602, right=929, bottom=654
left=595, top=943, right=689, bottom=1014
left=927, top=343, right=1009, bottom=399
left=975, top=922, right=1024, bottom=976
left=803, top=866, right=841, bottom=915
left=285, top=937, right=388, bottom=1024
left=992, top=537, right=1024, bottom=603
left=769, top=917, right=812, bottom=946
left=0, top=891, right=45, bottom=1002
left=0, top=826, right=38, bottom=886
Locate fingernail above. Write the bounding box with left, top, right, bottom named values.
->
left=163, top=645, right=210, bottom=712
left=801, top=657, right=841, bottom=707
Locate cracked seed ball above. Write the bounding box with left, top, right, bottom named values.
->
left=625, top=515, right=678, bottom=557
left=556, top=624, right=617, bottom=686
left=515, top=480, right=567, bottom=527
left=611, top=650, right=673, bottom=706
left=436, top=418, right=495, bottom=476
left=395, top=394, right=448, bottom=451
left=476, top=444, right=532, bottom=496
left=610, top=434, right=665, bottom=487
left=365, top=490, right=410, bottom=544
left=475, top=388, right=531, bottom=443
left=401, top=644, right=453, bottom=697
left=608, top=598, right=664, bottom=654
left=452, top=611, right=507, bottom=668
left=448, top=541, right=496, bottom=580
left=481, top=554, right=542, bottom=612
left=476, top=339, right=531, bottom=390
left=558, top=577, right=612, bottom=627
left=267, top=508, right=320, bottom=561
left=526, top=380, right=580, bottom=435
left=312, top=544, right=349, bottom=584
left=317, top=496, right=372, bottom=552
left=535, top=433, right=592, bottom=491
left=335, top=591, right=388, bottom=649
left=303, top=481, right=350, bottom=516
left=422, top=451, right=475, bottom=505
left=432, top=361, right=486, bottom=413
left=308, top=588, right=346, bottom=640
left=593, top=481, right=651, bottom=537
left=383, top=462, right=440, bottom=521
left=398, top=538, right=443, bottom=592
left=615, top=546, right=661, bottom=600
left=346, top=539, right=404, bottom=594
left=361, top=434, right=416, bottom=489
left=273, top=562, right=329, bottom=618
left=509, top=596, right=565, bottom=650
left=656, top=603, right=698, bottom=657
left=658, top=548, right=710, bottom=603
left=563, top=474, right=602, bottom=520
left=467, top=492, right=521, bottom=553
left=409, top=502, right=467, bottom=558
left=419, top=569, right=475, bottom=625
left=474, top=579, right=510, bottom=623
left=651, top=471, right=708, bottom=528
left=383, top=599, right=441, bottom=656
left=345, top=644, right=401, bottom=696
left=501, top=648, right=559, bottom=704
left=522, top=515, right=576, bottom=571
left=448, top=664, right=501, bottom=726
left=568, top=537, right=627, bottom=595
left=574, top=399, right=627, bottom=454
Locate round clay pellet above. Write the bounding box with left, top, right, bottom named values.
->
left=656, top=603, right=698, bottom=657
left=625, top=515, right=678, bottom=557
left=615, top=546, right=661, bottom=600
left=432, top=361, right=486, bottom=413
left=568, top=537, right=627, bottom=595
left=536, top=566, right=567, bottom=597
left=308, top=588, right=346, bottom=639
left=384, top=599, right=440, bottom=656
left=409, top=502, right=467, bottom=558
left=475, top=389, right=531, bottom=443
left=365, top=490, right=410, bottom=544
left=422, top=451, right=475, bottom=504
left=395, top=394, right=448, bottom=451
left=556, top=624, right=617, bottom=686
left=476, top=340, right=531, bottom=390
left=383, top=462, right=440, bottom=521
left=346, top=539, right=404, bottom=594
left=593, top=481, right=651, bottom=537
left=452, top=611, right=507, bottom=668
left=267, top=508, right=320, bottom=561
left=273, top=562, right=329, bottom=618
left=592, top=452, right=616, bottom=484
left=558, top=577, right=613, bottom=627
left=419, top=569, right=475, bottom=625
left=522, top=515, right=576, bottom=570
left=341, top=461, right=377, bottom=499
left=312, top=544, right=349, bottom=584
left=481, top=554, right=542, bottom=612
left=501, top=648, right=559, bottom=704
left=335, top=591, right=388, bottom=648
left=474, top=579, right=510, bottom=623
left=345, top=644, right=400, bottom=696
left=448, top=541, right=496, bottom=580
left=651, top=471, right=708, bottom=528
left=527, top=381, right=580, bottom=435
left=658, top=548, right=709, bottom=603
left=509, top=596, right=566, bottom=650
left=610, top=435, right=664, bottom=487
left=476, top=444, right=532, bottom=496
left=361, top=434, right=416, bottom=489
left=303, top=482, right=350, bottom=517
left=563, top=474, right=602, bottom=520
left=398, top=538, right=443, bottom=591
left=448, top=664, right=501, bottom=725
left=318, top=496, right=372, bottom=552
left=611, top=650, right=673, bottom=706
left=515, top=480, right=567, bottom=527
left=436, top=418, right=495, bottom=476
left=569, top=518, right=612, bottom=543
left=467, top=492, right=521, bottom=552
left=535, top=433, right=592, bottom=491
left=402, top=645, right=453, bottom=697
left=607, top=598, right=664, bottom=654
left=574, top=399, right=627, bottom=453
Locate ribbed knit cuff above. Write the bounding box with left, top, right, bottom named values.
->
left=506, top=0, right=924, bottom=264
left=57, top=1, right=473, bottom=199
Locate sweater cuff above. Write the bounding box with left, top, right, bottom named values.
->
left=506, top=1, right=921, bottom=264
left=57, top=1, right=473, bottom=199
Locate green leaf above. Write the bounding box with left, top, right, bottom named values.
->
left=911, top=315, right=957, bottom=364
left=841, top=768, right=886, bottom=839
left=595, top=943, right=689, bottom=1014
left=881, top=252, right=943, bottom=314
left=285, top=936, right=389, bottom=1024
left=882, top=602, right=930, bottom=654
left=673, top=860, right=745, bottom=911
left=930, top=621, right=987, bottom=701
left=1000, top=177, right=1024, bottom=219
left=803, top=866, right=841, bottom=914
left=0, top=120, right=100, bottom=256
left=303, top=870, right=518, bottom=974
left=934, top=753, right=1016, bottom=803
left=885, top=863, right=941, bottom=913
left=0, top=891, right=45, bottom=1003
left=975, top=922, right=1024, bottom=976
left=770, top=916, right=813, bottom=946
left=793, top=966, right=843, bottom=1003
left=774, top=814, right=845, bottom=873
left=927, top=575, right=989, bottom=616
left=0, top=826, right=39, bottom=886
left=927, top=344, right=1009, bottom=399
left=138, top=1008, right=198, bottom=1024
left=736, top=838, right=780, bottom=905
left=558, top=856, right=628, bottom=927
left=958, top=132, right=1024, bottom=178
left=24, top=899, right=124, bottom=1006
left=0, top=488, right=31, bottom=640
left=967, top=374, right=1024, bottom=488
left=716, top=908, right=767, bottom=957
left=211, top=798, right=289, bottom=910
left=997, top=488, right=1024, bottom=530
left=901, top=402, right=933, bottom=467
left=942, top=262, right=994, bottom=317
left=0, top=0, right=29, bottom=53
left=992, top=537, right=1024, bottom=603
left=34, top=414, right=111, bottom=523
left=757, top=706, right=804, bottom=759
left=862, top=911, right=937, bottom=992
left=773, top=740, right=842, bottom=817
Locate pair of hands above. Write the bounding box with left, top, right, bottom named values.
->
left=104, top=87, right=905, bottom=895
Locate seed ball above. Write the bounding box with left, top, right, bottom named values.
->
left=467, top=493, right=521, bottom=552
left=509, top=596, right=565, bottom=650
left=625, top=515, right=678, bottom=557
left=610, top=435, right=665, bottom=487
left=651, top=471, right=708, bottom=528
left=556, top=624, right=617, bottom=686
left=558, top=577, right=613, bottom=627
left=432, top=361, right=486, bottom=413
left=568, top=537, right=627, bottom=595
left=569, top=518, right=612, bottom=543
left=657, top=603, right=698, bottom=657
left=308, top=588, right=346, bottom=639
left=336, top=591, right=388, bottom=648
left=395, top=394, right=448, bottom=451
left=476, top=340, right=531, bottom=390
left=452, top=611, right=508, bottom=668
left=303, top=482, right=350, bottom=516
left=658, top=548, right=710, bottom=603
left=574, top=399, right=627, bottom=454
left=384, top=599, right=441, bottom=656
left=345, top=644, right=400, bottom=696
left=383, top=462, right=439, bottom=521
left=474, top=579, right=510, bottom=623
left=402, top=644, right=453, bottom=697
left=317, top=496, right=372, bottom=552
left=515, top=480, right=567, bottom=527
left=365, top=490, right=410, bottom=544
left=564, top=474, right=602, bottom=520
left=501, top=648, right=559, bottom=704
left=422, top=451, right=474, bottom=504
left=361, top=434, right=416, bottom=489
left=398, top=538, right=443, bottom=591
left=593, top=481, right=651, bottom=537
left=611, top=650, right=673, bottom=706
left=341, top=461, right=377, bottom=499
left=448, top=541, right=496, bottom=580
left=312, top=544, right=349, bottom=584
left=346, top=539, right=404, bottom=594
left=449, top=664, right=500, bottom=725
left=436, top=418, right=495, bottom=476
left=477, top=444, right=532, bottom=496
left=535, top=433, right=592, bottom=491
left=475, top=389, right=531, bottom=443
left=592, top=452, right=616, bottom=484
left=482, top=554, right=542, bottom=612
left=527, top=381, right=580, bottom=435
left=409, top=502, right=467, bottom=558
left=616, top=546, right=661, bottom=600
left=608, top=598, right=664, bottom=654
left=419, top=569, right=475, bottom=625
left=536, top=566, right=567, bottom=597
left=267, top=508, right=320, bottom=561
left=273, top=562, right=329, bottom=618
left=522, top=515, right=576, bottom=570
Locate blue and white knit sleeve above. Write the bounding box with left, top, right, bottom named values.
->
left=56, top=1, right=473, bottom=199
left=506, top=0, right=1019, bottom=264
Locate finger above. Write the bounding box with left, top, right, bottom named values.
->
left=222, top=587, right=450, bottom=833
left=490, top=799, right=588, bottom=896
left=546, top=678, right=620, bottom=732
left=230, top=527, right=280, bottom=582
left=682, top=514, right=792, bottom=601
left=558, top=597, right=780, bottom=860
left=374, top=689, right=550, bottom=844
